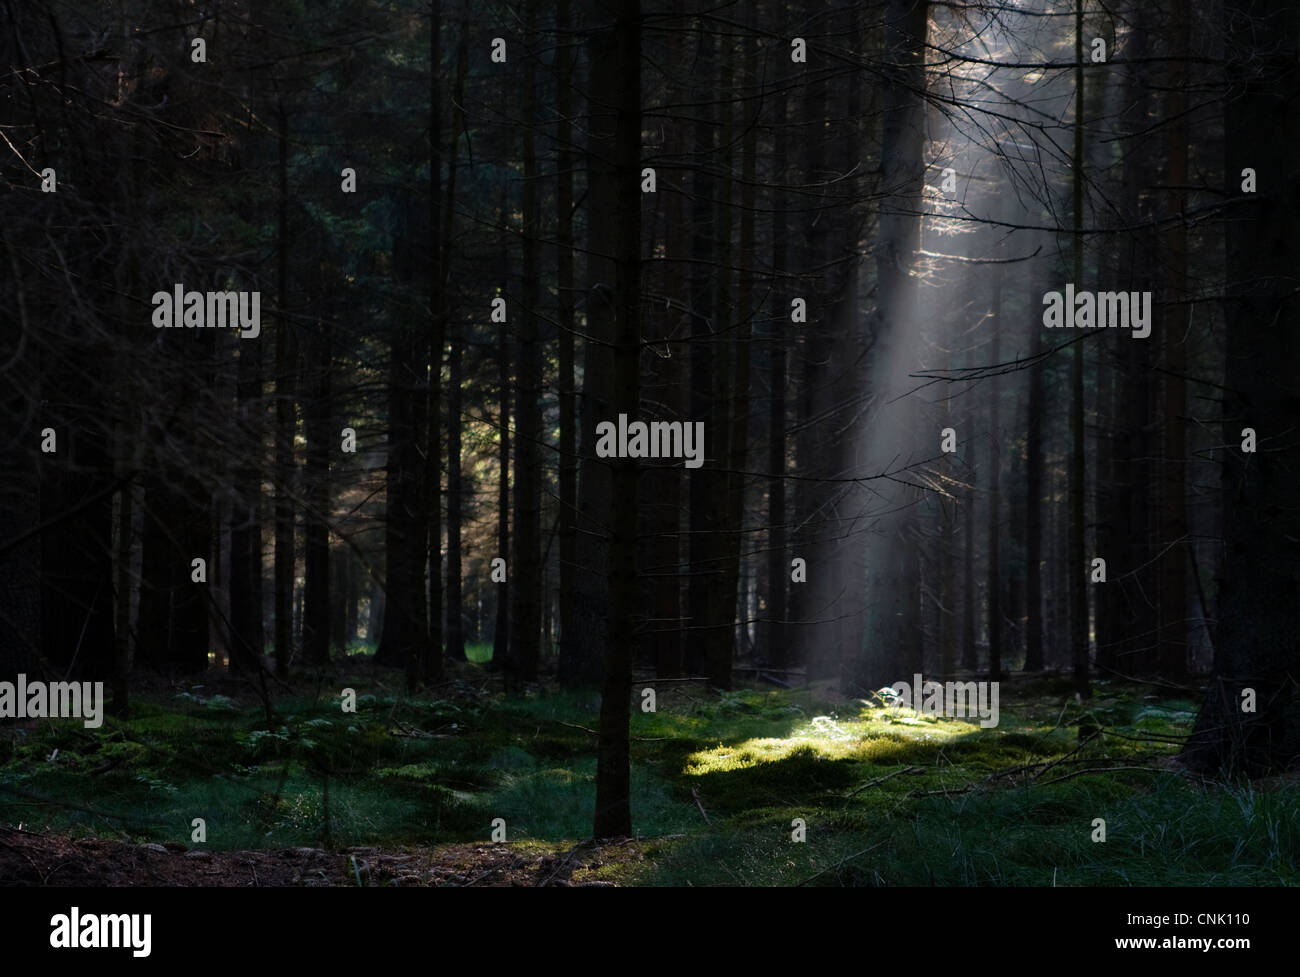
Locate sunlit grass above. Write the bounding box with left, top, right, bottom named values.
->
left=684, top=704, right=1003, bottom=776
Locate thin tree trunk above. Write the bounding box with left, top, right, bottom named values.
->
left=593, top=1, right=640, bottom=839
left=1182, top=0, right=1300, bottom=776
left=1023, top=316, right=1045, bottom=672
left=986, top=266, right=1003, bottom=681
left=509, top=0, right=542, bottom=688
left=685, top=23, right=715, bottom=681
left=446, top=337, right=466, bottom=661
left=555, top=0, right=578, bottom=679
left=229, top=293, right=265, bottom=674
left=302, top=313, right=331, bottom=665
left=766, top=48, right=789, bottom=669
left=962, top=455, right=977, bottom=670
left=375, top=220, right=429, bottom=690
left=493, top=205, right=510, bottom=669
left=567, top=25, right=616, bottom=691
left=706, top=30, right=738, bottom=692
left=938, top=330, right=956, bottom=678
left=643, top=3, right=683, bottom=681
left=425, top=0, right=446, bottom=685
left=274, top=101, right=295, bottom=679
left=1104, top=17, right=1156, bottom=678
left=442, top=0, right=470, bottom=664
left=113, top=451, right=133, bottom=711
left=716, top=10, right=758, bottom=687
left=331, top=549, right=348, bottom=652
left=1068, top=0, right=1090, bottom=697
left=1159, top=0, right=1190, bottom=682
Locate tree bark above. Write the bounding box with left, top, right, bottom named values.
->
left=509, top=0, right=542, bottom=688
left=986, top=265, right=1003, bottom=681
left=555, top=0, right=579, bottom=678
left=301, top=312, right=331, bottom=666
left=1158, top=0, right=1190, bottom=682
left=425, top=0, right=446, bottom=685
left=766, top=43, right=789, bottom=670
left=1181, top=0, right=1300, bottom=777
left=274, top=101, right=296, bottom=679
left=685, top=22, right=716, bottom=682
left=593, top=0, right=640, bottom=839
left=442, top=0, right=471, bottom=664
left=1068, top=0, right=1089, bottom=697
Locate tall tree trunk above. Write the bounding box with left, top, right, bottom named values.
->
left=938, top=341, right=956, bottom=677
left=1181, top=0, right=1300, bottom=777
left=1159, top=0, right=1190, bottom=682
left=961, top=455, right=977, bottom=670
left=493, top=218, right=510, bottom=670
left=375, top=216, right=429, bottom=689
left=229, top=302, right=265, bottom=674
left=1104, top=17, right=1157, bottom=679
left=274, top=101, right=296, bottom=679
left=642, top=3, right=684, bottom=681
left=986, top=266, right=1003, bottom=681
left=509, top=0, right=542, bottom=688
left=442, top=0, right=470, bottom=664
left=425, top=0, right=446, bottom=685
left=717, top=11, right=757, bottom=686
left=0, top=233, right=41, bottom=681
left=1068, top=0, right=1090, bottom=697
left=1092, top=319, right=1115, bottom=676
left=566, top=20, right=616, bottom=691
left=112, top=420, right=134, bottom=711
left=705, top=29, right=738, bottom=692
left=685, top=23, right=716, bottom=681
left=42, top=399, right=117, bottom=678
left=1024, top=284, right=1045, bottom=672
left=555, top=0, right=579, bottom=679
left=302, top=314, right=332, bottom=665
left=446, top=336, right=466, bottom=661
left=788, top=25, right=829, bottom=679
left=766, top=43, right=789, bottom=670
left=593, top=0, right=640, bottom=839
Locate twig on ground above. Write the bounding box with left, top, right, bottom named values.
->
left=555, top=720, right=669, bottom=742
left=691, top=787, right=710, bottom=825
left=1030, top=729, right=1102, bottom=781
left=845, top=765, right=923, bottom=798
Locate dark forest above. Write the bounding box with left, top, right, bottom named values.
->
left=2, top=0, right=1298, bottom=918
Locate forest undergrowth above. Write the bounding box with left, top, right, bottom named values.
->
left=2, top=660, right=1295, bottom=886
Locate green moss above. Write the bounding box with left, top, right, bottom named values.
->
left=1, top=678, right=1295, bottom=885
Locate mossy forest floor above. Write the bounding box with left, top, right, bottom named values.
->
left=2, top=658, right=1297, bottom=886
